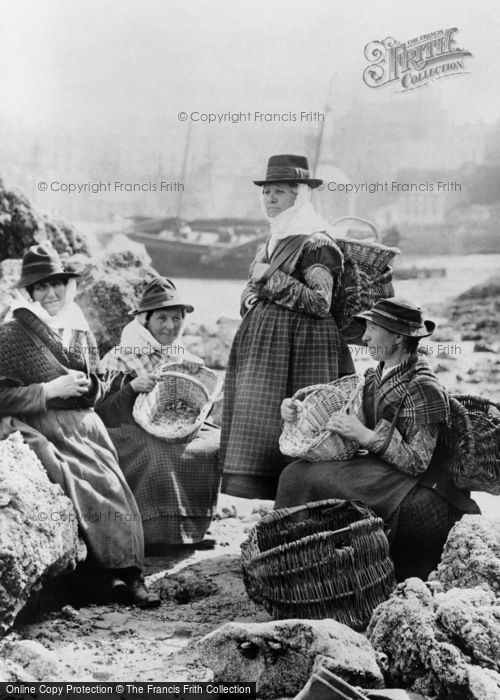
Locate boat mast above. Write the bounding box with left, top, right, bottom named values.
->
left=177, top=119, right=193, bottom=221
left=312, top=75, right=335, bottom=177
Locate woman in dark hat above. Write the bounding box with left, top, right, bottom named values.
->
left=275, top=298, right=479, bottom=579
left=220, top=154, right=354, bottom=500
left=0, top=243, right=159, bottom=607
left=98, top=277, right=220, bottom=553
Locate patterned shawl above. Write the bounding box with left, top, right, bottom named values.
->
left=100, top=317, right=196, bottom=377
left=364, top=353, right=450, bottom=437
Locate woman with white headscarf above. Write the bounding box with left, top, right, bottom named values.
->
left=0, top=243, right=159, bottom=608
left=220, top=154, right=354, bottom=500
left=97, top=277, right=220, bottom=553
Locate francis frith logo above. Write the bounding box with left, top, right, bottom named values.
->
left=363, top=28, right=472, bottom=91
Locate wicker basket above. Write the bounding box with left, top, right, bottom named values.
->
left=133, top=370, right=212, bottom=443
left=279, top=374, right=365, bottom=462
left=241, top=499, right=395, bottom=630
left=153, top=361, right=224, bottom=400
left=329, top=217, right=399, bottom=332
left=445, top=394, right=500, bottom=494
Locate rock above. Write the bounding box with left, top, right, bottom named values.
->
left=0, top=638, right=87, bottom=681
left=0, top=431, right=85, bottom=635
left=435, top=587, right=500, bottom=672
left=183, top=318, right=240, bottom=369
left=159, top=571, right=218, bottom=604
left=75, top=251, right=158, bottom=352
left=467, top=664, right=500, bottom=699
left=462, top=332, right=484, bottom=341
left=0, top=261, right=21, bottom=322
left=429, top=516, right=500, bottom=596
left=473, top=342, right=496, bottom=353
left=198, top=618, right=384, bottom=698
left=0, top=180, right=88, bottom=258
left=458, top=274, right=500, bottom=301
left=367, top=578, right=469, bottom=697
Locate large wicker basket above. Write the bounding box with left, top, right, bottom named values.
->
left=241, top=499, right=395, bottom=630
left=279, top=374, right=364, bottom=462
left=133, top=365, right=222, bottom=443
left=329, top=217, right=399, bottom=333
left=444, top=394, right=500, bottom=494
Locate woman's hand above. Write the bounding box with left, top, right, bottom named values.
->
left=130, top=373, right=158, bottom=393
left=251, top=263, right=271, bottom=283
left=325, top=413, right=374, bottom=447
left=281, top=398, right=298, bottom=422
left=45, top=371, right=91, bottom=400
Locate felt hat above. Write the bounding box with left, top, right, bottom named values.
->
left=253, top=154, right=323, bottom=188
left=15, top=242, right=80, bottom=288
left=353, top=298, right=435, bottom=338
left=131, top=277, right=194, bottom=315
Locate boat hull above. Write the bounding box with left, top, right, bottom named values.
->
left=127, top=232, right=261, bottom=279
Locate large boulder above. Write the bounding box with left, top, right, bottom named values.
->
left=74, top=247, right=158, bottom=353
left=0, top=180, right=89, bottom=258
left=198, top=618, right=384, bottom=698
left=429, top=516, right=500, bottom=597
left=0, top=429, right=85, bottom=635
left=367, top=577, right=500, bottom=698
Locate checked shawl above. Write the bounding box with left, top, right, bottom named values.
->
left=364, top=353, right=450, bottom=437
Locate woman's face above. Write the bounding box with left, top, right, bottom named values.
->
left=262, top=183, right=297, bottom=217
left=147, top=307, right=184, bottom=345
left=31, top=279, right=66, bottom=316
left=362, top=321, right=400, bottom=362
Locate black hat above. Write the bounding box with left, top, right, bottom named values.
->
left=354, top=298, right=435, bottom=338
left=131, top=277, right=194, bottom=315
left=15, top=243, right=80, bottom=289
left=253, top=154, right=323, bottom=188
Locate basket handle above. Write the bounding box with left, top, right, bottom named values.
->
left=343, top=379, right=365, bottom=415
left=156, top=370, right=210, bottom=401
left=331, top=216, right=381, bottom=243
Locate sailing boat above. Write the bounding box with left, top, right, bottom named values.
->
left=125, top=121, right=268, bottom=279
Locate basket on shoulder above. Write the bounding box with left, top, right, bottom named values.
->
left=133, top=361, right=224, bottom=443
left=279, top=374, right=365, bottom=462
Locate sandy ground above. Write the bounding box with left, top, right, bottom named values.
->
left=7, top=502, right=274, bottom=682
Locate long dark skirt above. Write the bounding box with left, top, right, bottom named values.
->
left=18, top=410, right=144, bottom=570
left=275, top=457, right=471, bottom=581
left=220, top=300, right=353, bottom=500
left=106, top=422, right=221, bottom=546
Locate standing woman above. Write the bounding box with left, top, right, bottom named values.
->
left=220, top=154, right=354, bottom=500
left=0, top=243, right=159, bottom=607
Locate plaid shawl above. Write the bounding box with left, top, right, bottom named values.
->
left=364, top=353, right=449, bottom=436
left=100, top=318, right=195, bottom=377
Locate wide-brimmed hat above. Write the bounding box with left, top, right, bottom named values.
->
left=253, top=154, right=323, bottom=188
left=15, top=242, right=80, bottom=289
left=353, top=298, right=435, bottom=338
left=130, top=277, right=194, bottom=315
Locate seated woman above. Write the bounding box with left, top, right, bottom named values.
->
left=0, top=243, right=159, bottom=607
left=275, top=298, right=480, bottom=580
left=97, top=277, right=220, bottom=554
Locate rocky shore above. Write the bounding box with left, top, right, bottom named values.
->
left=0, top=186, right=499, bottom=696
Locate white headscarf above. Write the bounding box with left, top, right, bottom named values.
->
left=6, top=278, right=90, bottom=349
left=260, top=183, right=330, bottom=254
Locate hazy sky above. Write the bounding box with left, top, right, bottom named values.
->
left=1, top=0, right=498, bottom=134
